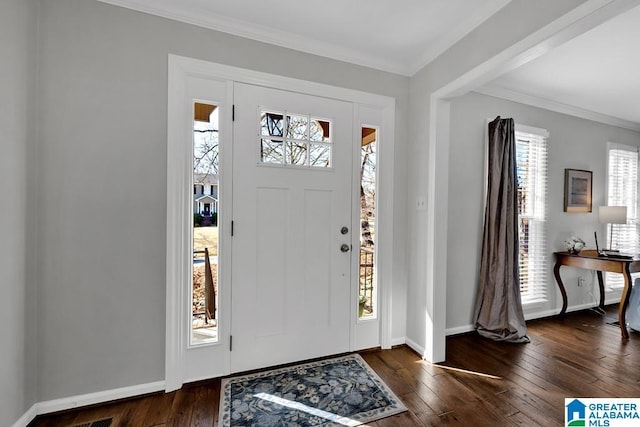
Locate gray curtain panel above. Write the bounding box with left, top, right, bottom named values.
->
left=474, top=117, right=530, bottom=343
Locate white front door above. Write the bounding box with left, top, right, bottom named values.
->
left=231, top=83, right=354, bottom=373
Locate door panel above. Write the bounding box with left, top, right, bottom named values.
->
left=231, top=83, right=353, bottom=373
left=254, top=187, right=287, bottom=338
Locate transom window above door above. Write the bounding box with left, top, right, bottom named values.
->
left=259, top=110, right=333, bottom=168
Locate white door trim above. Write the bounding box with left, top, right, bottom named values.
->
left=166, top=60, right=234, bottom=391
left=166, top=55, right=396, bottom=390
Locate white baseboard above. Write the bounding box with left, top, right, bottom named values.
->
left=605, top=296, right=622, bottom=306
left=13, top=380, right=166, bottom=426
left=390, top=336, right=406, bottom=347
left=37, top=380, right=165, bottom=415
left=11, top=403, right=37, bottom=427
left=404, top=337, right=425, bottom=357
left=524, top=308, right=560, bottom=320
left=443, top=300, right=620, bottom=339
left=446, top=324, right=474, bottom=336
left=525, top=301, right=617, bottom=321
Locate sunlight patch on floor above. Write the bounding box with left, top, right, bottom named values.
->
left=254, top=393, right=361, bottom=426
left=418, top=362, right=502, bottom=380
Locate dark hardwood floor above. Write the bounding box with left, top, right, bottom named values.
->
left=30, top=306, right=640, bottom=426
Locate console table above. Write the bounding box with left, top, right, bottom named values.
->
left=553, top=250, right=638, bottom=339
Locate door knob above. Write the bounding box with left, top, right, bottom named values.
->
left=340, top=226, right=349, bottom=235
left=340, top=244, right=351, bottom=253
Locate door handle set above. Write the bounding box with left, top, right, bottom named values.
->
left=340, top=226, right=351, bottom=252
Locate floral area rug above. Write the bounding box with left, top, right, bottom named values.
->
left=219, top=354, right=407, bottom=426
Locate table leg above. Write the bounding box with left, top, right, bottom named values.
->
left=553, top=261, right=568, bottom=315
left=596, top=270, right=605, bottom=311
left=619, top=264, right=632, bottom=340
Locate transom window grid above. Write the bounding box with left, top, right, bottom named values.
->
left=259, top=110, right=332, bottom=168
left=515, top=130, right=548, bottom=304
left=606, top=144, right=640, bottom=290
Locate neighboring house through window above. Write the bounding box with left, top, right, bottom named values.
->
left=193, top=174, right=219, bottom=216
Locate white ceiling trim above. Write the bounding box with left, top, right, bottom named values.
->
left=407, top=0, right=510, bottom=75
left=476, top=84, right=640, bottom=132
left=97, top=0, right=409, bottom=74
left=96, top=0, right=510, bottom=76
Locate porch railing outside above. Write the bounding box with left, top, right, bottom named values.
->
left=193, top=248, right=216, bottom=327
left=359, top=247, right=374, bottom=317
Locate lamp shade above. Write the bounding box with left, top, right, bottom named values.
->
left=598, top=206, right=627, bottom=224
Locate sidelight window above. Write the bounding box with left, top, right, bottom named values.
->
left=191, top=102, right=220, bottom=345
left=359, top=127, right=378, bottom=319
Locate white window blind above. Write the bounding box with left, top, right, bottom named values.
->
left=606, top=143, right=640, bottom=289
left=515, top=128, right=548, bottom=303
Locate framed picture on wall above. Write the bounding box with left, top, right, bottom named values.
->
left=564, top=168, right=592, bottom=213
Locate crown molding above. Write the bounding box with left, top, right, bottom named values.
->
left=475, top=84, right=640, bottom=132
left=96, top=0, right=513, bottom=77
left=96, top=0, right=411, bottom=75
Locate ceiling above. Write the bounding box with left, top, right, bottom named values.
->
left=98, top=0, right=640, bottom=130
left=96, top=0, right=509, bottom=75
left=479, top=4, right=640, bottom=131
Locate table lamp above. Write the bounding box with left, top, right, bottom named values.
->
left=598, top=206, right=627, bottom=251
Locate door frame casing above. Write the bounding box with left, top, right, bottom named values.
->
left=166, top=54, right=396, bottom=391
left=352, top=106, right=385, bottom=351
left=166, top=63, right=234, bottom=391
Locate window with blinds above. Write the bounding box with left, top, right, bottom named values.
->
left=606, top=143, right=640, bottom=289
left=515, top=128, right=548, bottom=303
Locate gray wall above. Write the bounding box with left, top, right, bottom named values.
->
left=0, top=0, right=38, bottom=425
left=36, top=0, right=409, bottom=400
left=447, top=91, right=640, bottom=331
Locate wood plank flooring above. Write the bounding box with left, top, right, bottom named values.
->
left=30, top=306, right=640, bottom=426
